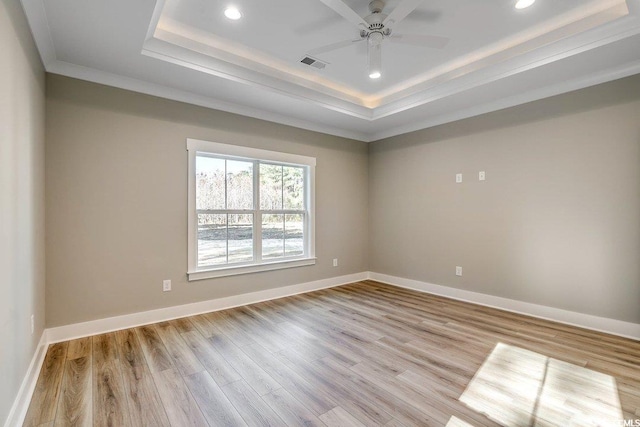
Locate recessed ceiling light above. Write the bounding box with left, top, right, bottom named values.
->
left=224, top=6, right=242, bottom=20
left=515, top=0, right=535, bottom=9
left=369, top=71, right=381, bottom=79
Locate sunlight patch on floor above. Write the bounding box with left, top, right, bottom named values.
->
left=446, top=416, right=476, bottom=427
left=459, top=342, right=623, bottom=427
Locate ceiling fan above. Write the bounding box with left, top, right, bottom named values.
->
left=307, top=0, right=449, bottom=79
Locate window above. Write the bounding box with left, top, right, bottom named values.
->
left=187, top=139, right=315, bottom=280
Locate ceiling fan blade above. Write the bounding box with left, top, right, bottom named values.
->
left=389, top=34, right=450, bottom=49
left=317, top=0, right=368, bottom=28
left=383, top=0, right=426, bottom=27
left=307, top=38, right=364, bottom=56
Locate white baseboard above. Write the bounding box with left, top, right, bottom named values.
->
left=368, top=272, right=640, bottom=341
left=46, top=271, right=368, bottom=343
left=4, top=331, right=48, bottom=427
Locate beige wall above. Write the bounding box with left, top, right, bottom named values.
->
left=44, top=63, right=640, bottom=328
left=45, top=75, right=369, bottom=327
left=0, top=0, right=46, bottom=423
left=369, top=75, right=640, bottom=324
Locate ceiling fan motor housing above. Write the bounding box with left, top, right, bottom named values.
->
left=363, top=1, right=391, bottom=40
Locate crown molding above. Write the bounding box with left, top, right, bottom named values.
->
left=46, top=60, right=370, bottom=141
left=20, top=0, right=56, bottom=65
left=370, top=57, right=640, bottom=141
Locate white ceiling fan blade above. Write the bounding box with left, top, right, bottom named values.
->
left=383, top=0, right=426, bottom=27
left=307, top=38, right=364, bottom=56
left=317, top=0, right=368, bottom=28
left=389, top=34, right=450, bottom=49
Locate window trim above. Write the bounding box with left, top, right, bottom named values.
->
left=186, top=138, right=316, bottom=281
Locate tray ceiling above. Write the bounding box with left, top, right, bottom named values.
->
left=20, top=0, right=640, bottom=141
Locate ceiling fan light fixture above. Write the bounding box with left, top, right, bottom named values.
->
left=515, top=0, right=535, bottom=9
left=224, top=6, right=242, bottom=20
left=368, top=35, right=383, bottom=79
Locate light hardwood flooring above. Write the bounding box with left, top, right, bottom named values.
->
left=23, top=280, right=640, bottom=426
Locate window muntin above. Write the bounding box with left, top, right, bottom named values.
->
left=187, top=139, right=315, bottom=280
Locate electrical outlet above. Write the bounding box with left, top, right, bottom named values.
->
left=163, top=279, right=172, bottom=292
left=456, top=173, right=463, bottom=183
left=455, top=266, right=463, bottom=276
left=479, top=171, right=486, bottom=181
left=333, top=258, right=338, bottom=267
left=30, top=315, right=34, bottom=335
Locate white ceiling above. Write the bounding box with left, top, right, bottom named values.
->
left=20, top=0, right=640, bottom=141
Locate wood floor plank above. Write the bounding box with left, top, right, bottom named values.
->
left=317, top=356, right=441, bottom=427
left=180, top=330, right=242, bottom=387
left=66, top=338, right=91, bottom=361
left=261, top=387, right=325, bottom=427
left=232, top=306, right=289, bottom=352
left=92, top=333, right=131, bottom=427
left=154, top=322, right=204, bottom=376
left=183, top=371, right=247, bottom=426
left=152, top=368, right=208, bottom=427
left=278, top=348, right=393, bottom=426
left=280, top=323, right=364, bottom=368
left=319, top=407, right=367, bottom=427
left=204, top=310, right=258, bottom=347
left=241, top=343, right=338, bottom=416
left=170, top=317, right=195, bottom=334
left=188, top=313, right=224, bottom=338
left=54, top=354, right=92, bottom=427
left=220, top=380, right=285, bottom=426
left=245, top=302, right=289, bottom=324
left=134, top=325, right=173, bottom=373
left=115, top=329, right=170, bottom=427
left=272, top=309, right=364, bottom=365
left=24, top=280, right=640, bottom=427
left=210, top=333, right=282, bottom=396
left=24, top=342, right=69, bottom=426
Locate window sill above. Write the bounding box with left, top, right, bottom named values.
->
left=187, top=257, right=317, bottom=281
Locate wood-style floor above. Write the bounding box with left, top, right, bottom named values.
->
left=24, top=280, right=640, bottom=426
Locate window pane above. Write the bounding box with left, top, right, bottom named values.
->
left=196, top=156, right=225, bottom=210
left=260, top=164, right=283, bottom=210
left=198, top=214, right=226, bottom=266
left=283, top=166, right=304, bottom=210
left=227, top=160, right=253, bottom=210
left=285, top=214, right=304, bottom=257
left=228, top=214, right=253, bottom=264
left=262, top=214, right=284, bottom=259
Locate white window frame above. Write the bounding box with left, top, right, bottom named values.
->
left=187, top=138, right=316, bottom=281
